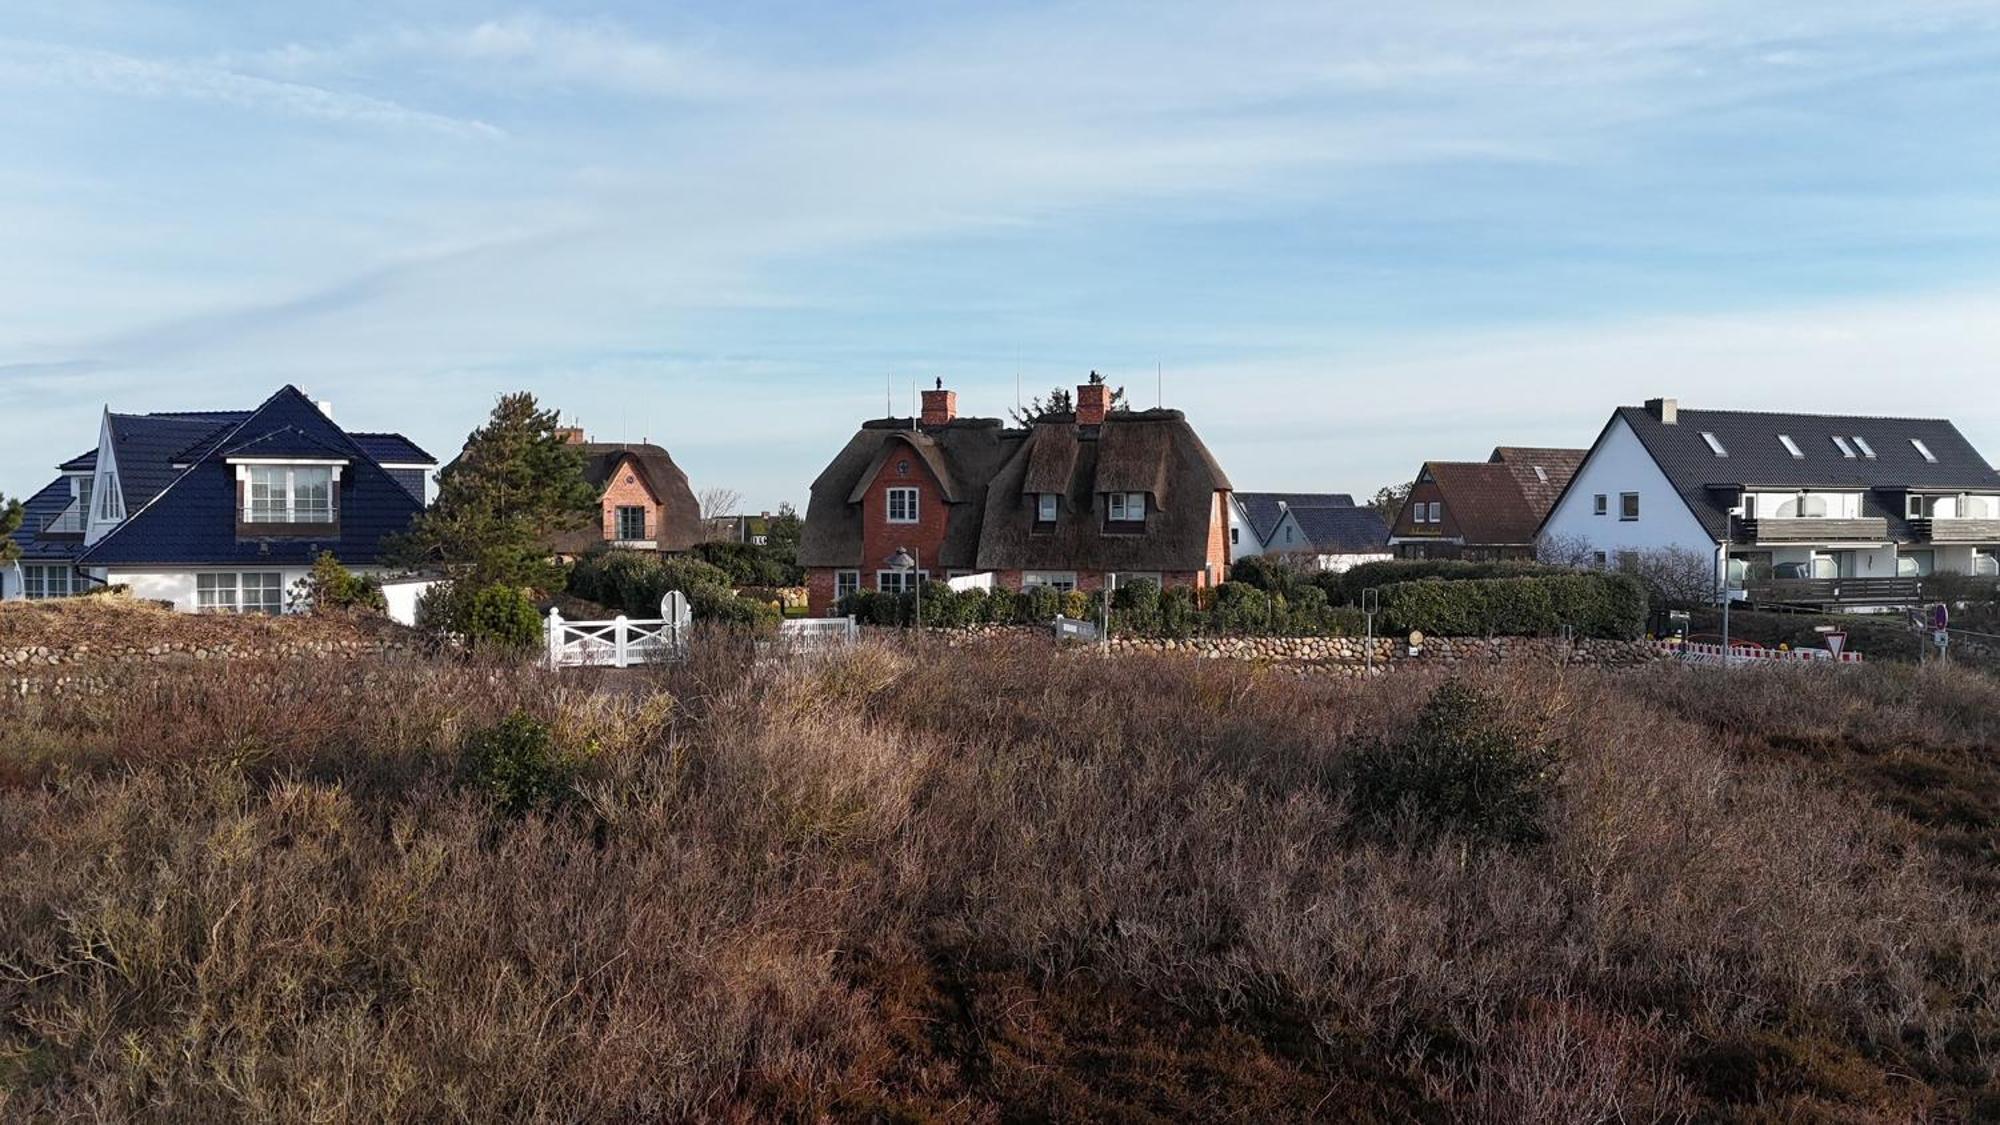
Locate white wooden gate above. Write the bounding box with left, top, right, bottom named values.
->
left=776, top=616, right=860, bottom=651
left=546, top=592, right=692, bottom=668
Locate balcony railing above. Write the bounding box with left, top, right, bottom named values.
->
left=1908, top=517, right=2000, bottom=543
left=1745, top=576, right=1923, bottom=608
left=1734, top=516, right=1890, bottom=544
left=237, top=506, right=338, bottom=536
left=38, top=503, right=85, bottom=535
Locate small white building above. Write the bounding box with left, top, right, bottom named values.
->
left=1541, top=398, right=2000, bottom=606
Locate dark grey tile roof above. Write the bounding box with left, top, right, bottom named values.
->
left=1615, top=406, right=2000, bottom=539
left=1286, top=505, right=1391, bottom=554
left=1236, top=492, right=1356, bottom=544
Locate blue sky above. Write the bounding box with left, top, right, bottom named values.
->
left=5, top=1, right=2000, bottom=509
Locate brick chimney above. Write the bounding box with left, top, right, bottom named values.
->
left=1076, top=376, right=1110, bottom=427
left=1644, top=397, right=1678, bottom=425
left=920, top=378, right=957, bottom=427
left=556, top=425, right=587, bottom=444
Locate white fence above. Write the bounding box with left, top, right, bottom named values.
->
left=547, top=592, right=691, bottom=668
left=1662, top=640, right=1863, bottom=668
left=775, top=616, right=860, bottom=651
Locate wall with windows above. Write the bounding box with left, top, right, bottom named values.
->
left=104, top=567, right=352, bottom=615
left=598, top=456, right=663, bottom=546
left=1541, top=416, right=1716, bottom=562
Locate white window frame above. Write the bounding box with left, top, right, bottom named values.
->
left=1832, top=435, right=1856, bottom=459
left=1427, top=501, right=1442, bottom=523
left=196, top=572, right=285, bottom=615
left=22, top=564, right=77, bottom=599
left=834, top=570, right=861, bottom=601
left=1593, top=494, right=1607, bottom=516
left=1700, top=432, right=1728, bottom=457
left=1911, top=438, right=1938, bottom=464
left=242, top=464, right=338, bottom=524
left=1022, top=571, right=1078, bottom=592
left=886, top=487, right=919, bottom=524
left=1412, top=503, right=1428, bottom=525
left=1777, top=434, right=1804, bottom=459
left=1107, top=492, right=1146, bottom=522
left=1037, top=493, right=1059, bottom=522
left=875, top=568, right=928, bottom=594
left=615, top=505, right=648, bottom=542
left=1619, top=492, right=1640, bottom=521
left=1852, top=436, right=1876, bottom=459
left=97, top=474, right=124, bottom=521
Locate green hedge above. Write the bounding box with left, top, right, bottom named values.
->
left=567, top=549, right=780, bottom=631
left=1376, top=573, right=1647, bottom=639
left=1330, top=559, right=1562, bottom=606
left=839, top=579, right=1367, bottom=638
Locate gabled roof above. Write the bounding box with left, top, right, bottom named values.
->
left=220, top=426, right=353, bottom=461
left=348, top=432, right=437, bottom=466
left=79, top=385, right=424, bottom=568
left=547, top=442, right=704, bottom=554
left=847, top=431, right=963, bottom=504
left=1236, top=492, right=1357, bottom=545
left=1489, top=447, right=1586, bottom=520
left=8, top=477, right=86, bottom=561
left=1283, top=505, right=1391, bottom=554
left=800, top=418, right=1016, bottom=570
left=1608, top=405, right=2000, bottom=540
left=1419, top=461, right=1541, bottom=546
left=57, top=449, right=98, bottom=473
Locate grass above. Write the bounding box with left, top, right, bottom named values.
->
left=1, top=638, right=1997, bottom=1121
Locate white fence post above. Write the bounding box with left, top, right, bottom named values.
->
left=546, top=607, right=564, bottom=668
left=613, top=615, right=629, bottom=668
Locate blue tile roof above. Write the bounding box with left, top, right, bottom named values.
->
left=57, top=449, right=98, bottom=472
left=8, top=477, right=86, bottom=561
left=76, top=386, right=426, bottom=569
left=348, top=432, right=437, bottom=465
left=220, top=426, right=353, bottom=461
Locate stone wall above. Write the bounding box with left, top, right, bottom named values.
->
left=3, top=636, right=412, bottom=672
left=915, top=624, right=1664, bottom=672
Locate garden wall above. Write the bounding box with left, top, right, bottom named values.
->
left=919, top=624, right=1665, bottom=673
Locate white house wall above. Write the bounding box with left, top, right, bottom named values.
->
left=1541, top=416, right=1716, bottom=558
left=108, top=567, right=318, bottom=613
left=1227, top=498, right=1263, bottom=563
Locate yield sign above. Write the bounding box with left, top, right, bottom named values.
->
left=1824, top=631, right=1847, bottom=658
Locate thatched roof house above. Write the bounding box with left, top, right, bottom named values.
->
left=799, top=379, right=1234, bottom=613
left=547, top=431, right=705, bottom=555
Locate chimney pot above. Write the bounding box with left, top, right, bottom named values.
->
left=556, top=426, right=588, bottom=444
left=920, top=385, right=958, bottom=427
left=1645, top=397, right=1678, bottom=425
left=1076, top=380, right=1111, bottom=426
left=315, top=400, right=335, bottom=420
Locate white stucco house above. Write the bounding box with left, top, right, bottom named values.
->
left=3, top=385, right=435, bottom=613
left=1540, top=398, right=2000, bottom=607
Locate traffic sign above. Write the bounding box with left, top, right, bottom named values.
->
left=1824, top=631, right=1846, bottom=658
left=1931, top=603, right=1951, bottom=631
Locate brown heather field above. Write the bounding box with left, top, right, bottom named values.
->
left=2, top=638, right=1998, bottom=1122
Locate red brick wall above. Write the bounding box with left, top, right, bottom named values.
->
left=1206, top=490, right=1230, bottom=584
left=598, top=455, right=664, bottom=544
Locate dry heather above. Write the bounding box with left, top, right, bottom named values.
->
left=1, top=639, right=1997, bottom=1122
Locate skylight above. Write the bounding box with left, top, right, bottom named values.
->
left=1912, top=438, right=1938, bottom=463
left=1778, top=434, right=1804, bottom=459
left=1852, top=436, right=1876, bottom=459
left=1700, top=432, right=1728, bottom=457
left=1533, top=466, right=1549, bottom=483
left=1831, top=436, right=1856, bottom=459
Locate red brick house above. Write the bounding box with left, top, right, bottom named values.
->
left=1387, top=446, right=1585, bottom=560
left=548, top=428, right=705, bottom=556
left=798, top=380, right=1234, bottom=614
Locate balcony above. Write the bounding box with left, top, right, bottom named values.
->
left=237, top=506, right=338, bottom=538
left=37, top=502, right=85, bottom=536
left=1909, top=517, right=2000, bottom=544
left=1745, top=576, right=1923, bottom=609
left=1734, top=516, right=1889, bottom=545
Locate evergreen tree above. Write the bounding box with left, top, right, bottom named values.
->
left=1009, top=370, right=1129, bottom=425
left=0, top=493, right=21, bottom=566
left=388, top=393, right=599, bottom=590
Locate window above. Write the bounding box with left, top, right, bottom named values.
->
left=1777, top=434, right=1803, bottom=459
left=21, top=564, right=76, bottom=599
left=1898, top=550, right=1935, bottom=578
left=245, top=466, right=335, bottom=524
left=1619, top=492, right=1639, bottom=521
left=1107, top=492, right=1145, bottom=522
left=1964, top=495, right=1999, bottom=519
left=75, top=476, right=94, bottom=520
left=1975, top=551, right=1998, bottom=577
left=1832, top=435, right=1856, bottom=459
left=1022, top=571, right=1078, bottom=592
left=1533, top=465, right=1549, bottom=484
left=1911, top=438, right=1938, bottom=464
left=1852, top=436, right=1876, bottom=459
left=1427, top=501, right=1442, bottom=523
left=1284, top=526, right=1295, bottom=544
left=886, top=487, right=919, bottom=523
left=876, top=569, right=926, bottom=594
left=1907, top=494, right=1925, bottom=519
left=1412, top=503, right=1427, bottom=525
left=615, top=506, right=648, bottom=542
left=1037, top=493, right=1058, bottom=523
left=1700, top=432, right=1728, bottom=457
left=1616, top=550, right=1639, bottom=572
left=1593, top=494, right=1607, bottom=516
left=96, top=474, right=124, bottom=521
left=1776, top=493, right=1828, bottom=519
left=834, top=571, right=860, bottom=601
left=196, top=572, right=283, bottom=615
left=1591, top=551, right=1608, bottom=571
left=1229, top=527, right=1240, bottom=545
left=1110, top=572, right=1161, bottom=588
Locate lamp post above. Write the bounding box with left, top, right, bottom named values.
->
left=888, top=546, right=921, bottom=631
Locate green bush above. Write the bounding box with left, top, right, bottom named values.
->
left=568, top=550, right=777, bottom=631
left=1210, top=582, right=1272, bottom=634
left=466, top=584, right=543, bottom=651
left=1331, top=558, right=1561, bottom=606
left=1347, top=680, right=1560, bottom=847
left=293, top=552, right=387, bottom=614
left=460, top=711, right=581, bottom=814
left=1022, top=585, right=1063, bottom=623
left=689, top=540, right=801, bottom=587
left=1377, top=573, right=1646, bottom=639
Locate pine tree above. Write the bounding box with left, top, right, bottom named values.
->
left=387, top=393, right=599, bottom=590
left=1009, top=370, right=1129, bottom=425
left=0, top=493, right=21, bottom=566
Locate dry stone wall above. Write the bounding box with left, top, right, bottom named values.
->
left=909, top=624, right=1664, bottom=672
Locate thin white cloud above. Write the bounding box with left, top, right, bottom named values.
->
left=0, top=39, right=504, bottom=138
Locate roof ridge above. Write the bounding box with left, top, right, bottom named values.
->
left=1622, top=404, right=1954, bottom=425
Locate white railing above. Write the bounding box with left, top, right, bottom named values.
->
left=546, top=592, right=692, bottom=668
left=775, top=616, right=859, bottom=651
left=1661, top=640, right=1863, bottom=667
left=41, top=502, right=84, bottom=534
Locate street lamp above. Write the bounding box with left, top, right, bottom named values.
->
left=888, top=546, right=921, bottom=630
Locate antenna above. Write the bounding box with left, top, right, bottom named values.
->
left=885, top=374, right=891, bottom=419
left=910, top=379, right=917, bottom=431
left=1157, top=361, right=1163, bottom=409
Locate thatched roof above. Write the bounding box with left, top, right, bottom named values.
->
left=800, top=408, right=1231, bottom=574
left=551, top=443, right=705, bottom=553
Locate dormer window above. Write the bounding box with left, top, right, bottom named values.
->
left=1107, top=492, right=1145, bottom=522
left=244, top=465, right=335, bottom=524
left=886, top=486, right=919, bottom=523
left=96, top=474, right=124, bottom=521
left=1777, top=434, right=1803, bottom=459
left=1700, top=432, right=1727, bottom=457
left=1036, top=493, right=1058, bottom=522
left=1911, top=438, right=1938, bottom=463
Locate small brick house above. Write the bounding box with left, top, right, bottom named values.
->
left=798, top=379, right=1234, bottom=614
left=547, top=429, right=705, bottom=556
left=1388, top=446, right=1585, bottom=560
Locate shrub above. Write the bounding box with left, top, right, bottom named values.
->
left=1377, top=573, right=1646, bottom=639
left=1160, top=586, right=1199, bottom=637
left=1022, top=585, right=1063, bottom=623
left=465, top=584, right=544, bottom=651
left=568, top=550, right=776, bottom=631
left=1347, top=680, right=1560, bottom=846
left=460, top=710, right=580, bottom=814
left=689, top=540, right=801, bottom=587
left=1331, top=558, right=1561, bottom=606
left=292, top=552, right=388, bottom=615
left=1210, top=582, right=1272, bottom=634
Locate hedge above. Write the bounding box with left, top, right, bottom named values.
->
left=1330, top=559, right=1563, bottom=606
left=838, top=579, right=1366, bottom=638
left=1376, top=573, right=1647, bottom=639
left=566, top=550, right=780, bottom=630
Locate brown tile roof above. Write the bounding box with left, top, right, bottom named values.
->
left=1424, top=461, right=1540, bottom=546
left=1489, top=446, right=1588, bottom=520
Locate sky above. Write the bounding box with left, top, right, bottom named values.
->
left=4, top=1, right=2000, bottom=510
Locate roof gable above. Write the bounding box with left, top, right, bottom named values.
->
left=1236, top=492, right=1358, bottom=544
